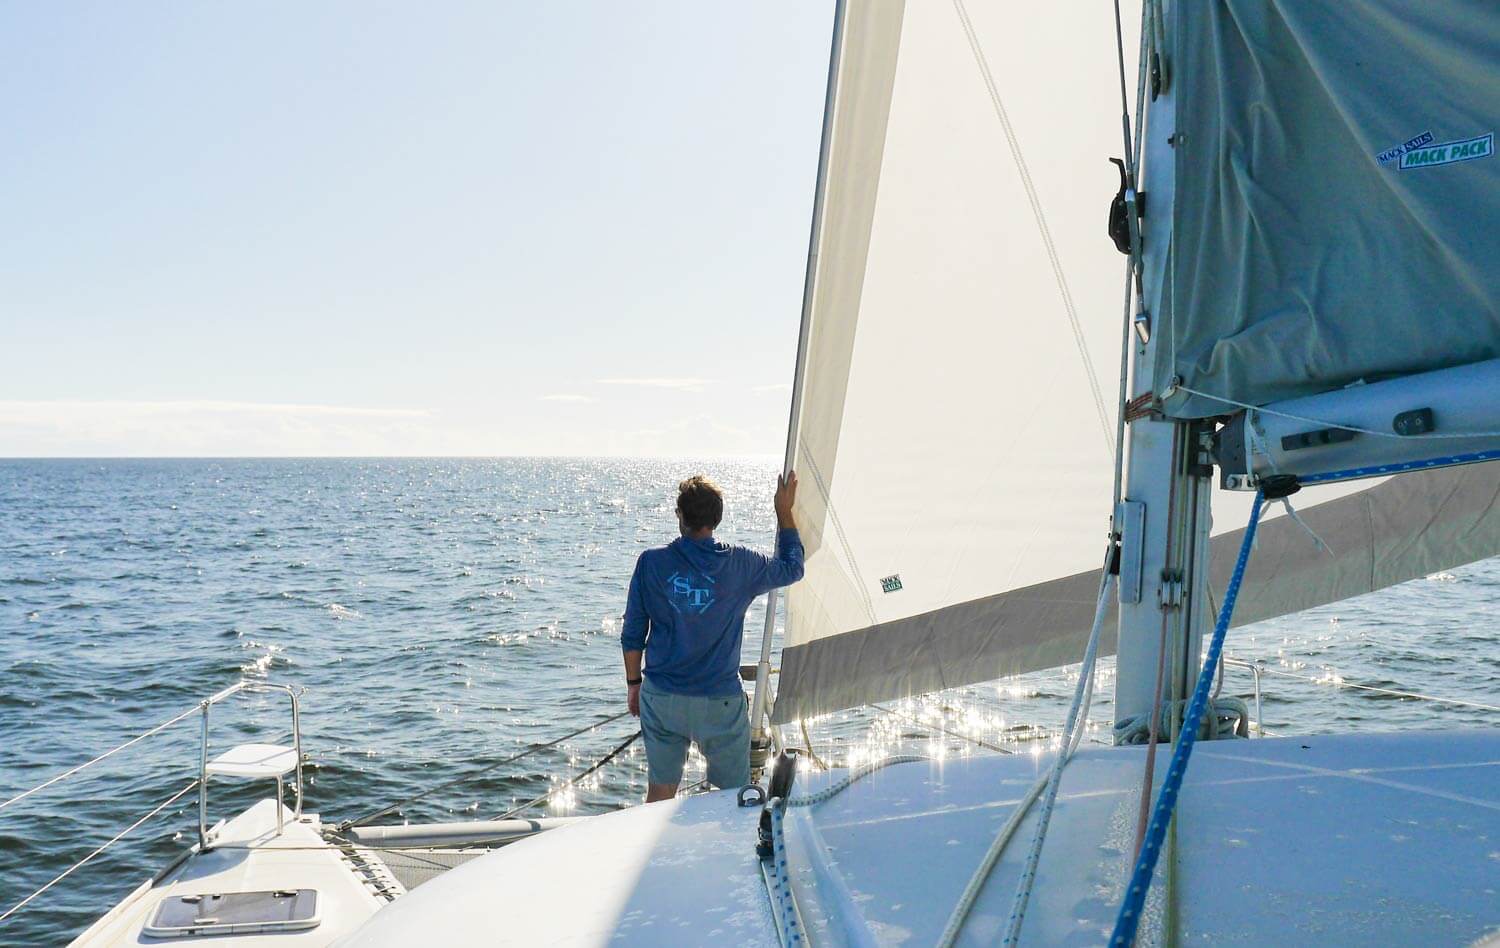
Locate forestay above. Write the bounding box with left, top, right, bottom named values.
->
left=773, top=0, right=1500, bottom=724
left=1157, top=0, right=1500, bottom=419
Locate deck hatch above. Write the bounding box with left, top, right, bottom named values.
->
left=144, top=889, right=320, bottom=937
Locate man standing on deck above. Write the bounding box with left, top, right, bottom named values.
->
left=621, top=473, right=804, bottom=802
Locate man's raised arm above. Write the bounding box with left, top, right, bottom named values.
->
left=751, top=472, right=805, bottom=593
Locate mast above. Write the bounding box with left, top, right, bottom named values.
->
left=1113, top=0, right=1214, bottom=735
left=747, top=0, right=848, bottom=774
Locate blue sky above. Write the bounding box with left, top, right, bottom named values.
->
left=1, top=2, right=832, bottom=456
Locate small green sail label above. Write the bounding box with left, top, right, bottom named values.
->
left=1399, top=133, right=1492, bottom=170
left=879, top=574, right=903, bottom=594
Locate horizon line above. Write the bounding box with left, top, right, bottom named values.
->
left=0, top=453, right=783, bottom=462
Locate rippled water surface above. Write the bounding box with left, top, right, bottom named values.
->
left=2, top=458, right=1496, bottom=944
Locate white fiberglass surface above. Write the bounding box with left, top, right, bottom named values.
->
left=341, top=731, right=1498, bottom=946
left=796, top=731, right=1498, bottom=945
left=340, top=789, right=776, bottom=947
left=71, top=800, right=384, bottom=948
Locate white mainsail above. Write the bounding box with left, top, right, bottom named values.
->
left=774, top=0, right=1500, bottom=724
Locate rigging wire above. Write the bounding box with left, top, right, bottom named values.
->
left=950, top=0, right=1115, bottom=459
left=341, top=709, right=633, bottom=829
left=492, top=730, right=641, bottom=821
left=1232, top=662, right=1500, bottom=715
left=0, top=780, right=200, bottom=926
left=0, top=703, right=201, bottom=814
left=1110, top=0, right=1155, bottom=510
left=798, top=718, right=829, bottom=771
left=869, top=702, right=1018, bottom=756
left=1175, top=383, right=1500, bottom=441
left=1111, top=0, right=1139, bottom=178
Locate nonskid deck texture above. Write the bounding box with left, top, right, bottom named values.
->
left=796, top=731, right=1499, bottom=946
left=341, top=730, right=1499, bottom=946
left=72, top=800, right=389, bottom=947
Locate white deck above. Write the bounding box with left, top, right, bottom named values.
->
left=340, top=788, right=779, bottom=946
left=72, top=800, right=387, bottom=947
left=797, top=730, right=1500, bottom=945
left=341, top=730, right=1500, bottom=946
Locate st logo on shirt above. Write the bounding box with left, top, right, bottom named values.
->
left=666, top=571, right=715, bottom=614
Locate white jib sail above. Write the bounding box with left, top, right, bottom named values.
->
left=775, top=1, right=1139, bottom=723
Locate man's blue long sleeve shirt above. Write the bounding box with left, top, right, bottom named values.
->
left=621, top=527, right=804, bottom=697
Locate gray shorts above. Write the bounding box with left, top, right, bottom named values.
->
left=639, top=679, right=751, bottom=789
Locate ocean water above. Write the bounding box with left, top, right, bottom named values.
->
left=1, top=458, right=1496, bottom=944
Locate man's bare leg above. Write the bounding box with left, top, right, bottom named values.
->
left=646, top=783, right=679, bottom=803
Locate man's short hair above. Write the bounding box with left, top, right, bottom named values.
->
left=677, top=475, right=724, bottom=532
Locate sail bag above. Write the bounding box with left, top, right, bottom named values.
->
left=1158, top=0, right=1500, bottom=418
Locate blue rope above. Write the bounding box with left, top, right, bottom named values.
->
left=1108, top=490, right=1265, bottom=947
left=769, top=802, right=805, bottom=945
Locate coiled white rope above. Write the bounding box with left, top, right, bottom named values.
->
left=1113, top=697, right=1250, bottom=745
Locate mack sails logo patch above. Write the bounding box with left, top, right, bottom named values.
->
left=879, top=574, right=903, bottom=594
left=1380, top=131, right=1493, bottom=170
left=1377, top=130, right=1432, bottom=164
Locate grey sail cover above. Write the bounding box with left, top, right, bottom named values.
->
left=1157, top=0, right=1500, bottom=419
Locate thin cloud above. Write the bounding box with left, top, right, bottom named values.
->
left=0, top=400, right=429, bottom=419
left=616, top=413, right=762, bottom=453
left=538, top=394, right=593, bottom=403
left=595, top=378, right=710, bottom=391
left=0, top=399, right=437, bottom=457
left=753, top=383, right=792, bottom=394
